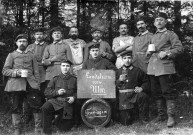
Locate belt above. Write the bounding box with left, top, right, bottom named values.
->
left=119, top=89, right=134, bottom=93
left=136, top=52, right=146, bottom=55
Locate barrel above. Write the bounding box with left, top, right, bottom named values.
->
left=81, top=98, right=111, bottom=128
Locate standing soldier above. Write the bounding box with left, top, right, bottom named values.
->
left=24, top=27, right=48, bottom=125
left=63, top=27, right=86, bottom=75
left=42, top=26, right=68, bottom=82
left=132, top=17, right=153, bottom=73
left=147, top=12, right=183, bottom=127
left=27, top=27, right=48, bottom=95
left=2, top=34, right=43, bottom=135
left=112, top=23, right=134, bottom=69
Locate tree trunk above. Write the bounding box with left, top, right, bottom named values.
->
left=18, top=1, right=24, bottom=27
left=174, top=1, right=181, bottom=39
left=130, top=0, right=135, bottom=36
left=77, top=0, right=80, bottom=28
left=50, top=0, right=59, bottom=27
left=42, top=0, right=45, bottom=27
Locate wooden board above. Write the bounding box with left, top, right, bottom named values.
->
left=77, top=70, right=116, bottom=99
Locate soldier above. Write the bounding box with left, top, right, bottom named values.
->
left=116, top=51, right=150, bottom=125
left=147, top=12, right=183, bottom=127
left=63, top=27, right=86, bottom=75
left=84, top=28, right=114, bottom=62
left=42, top=26, right=68, bottom=82
left=112, top=23, right=134, bottom=69
left=42, top=60, right=76, bottom=135
left=132, top=17, right=153, bottom=73
left=2, top=34, right=43, bottom=135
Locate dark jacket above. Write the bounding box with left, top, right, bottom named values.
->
left=116, top=65, right=150, bottom=110
left=82, top=56, right=116, bottom=70
left=44, top=73, right=77, bottom=113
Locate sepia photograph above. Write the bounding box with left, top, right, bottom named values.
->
left=0, top=0, right=193, bottom=134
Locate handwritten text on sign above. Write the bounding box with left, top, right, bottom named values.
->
left=77, top=70, right=116, bottom=98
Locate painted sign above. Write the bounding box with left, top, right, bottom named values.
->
left=77, top=70, right=116, bottom=99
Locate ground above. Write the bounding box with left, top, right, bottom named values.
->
left=0, top=95, right=193, bottom=135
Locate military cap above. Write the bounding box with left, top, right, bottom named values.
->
left=88, top=43, right=100, bottom=50
left=121, top=51, right=132, bottom=58
left=50, top=26, right=63, bottom=34
left=34, top=27, right=45, bottom=33
left=155, top=12, right=168, bottom=20
left=135, top=16, right=147, bottom=23
left=15, top=34, right=28, bottom=42
left=61, top=59, right=73, bottom=65
left=91, top=27, right=103, bottom=33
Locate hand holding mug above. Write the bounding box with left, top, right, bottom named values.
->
left=58, top=89, right=66, bottom=95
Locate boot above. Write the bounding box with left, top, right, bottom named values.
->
left=12, top=114, right=22, bottom=135
left=34, top=113, right=42, bottom=135
left=166, top=100, right=176, bottom=127
left=153, top=99, right=166, bottom=123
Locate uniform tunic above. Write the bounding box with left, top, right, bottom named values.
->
left=42, top=40, right=67, bottom=80
left=147, top=28, right=183, bottom=76
left=27, top=41, right=48, bottom=83
left=2, top=50, right=40, bottom=92
left=44, top=73, right=77, bottom=118
left=84, top=40, right=114, bottom=62
left=133, top=31, right=153, bottom=73
left=112, top=35, right=134, bottom=69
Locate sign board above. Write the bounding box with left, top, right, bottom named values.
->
left=77, top=70, right=116, bottom=99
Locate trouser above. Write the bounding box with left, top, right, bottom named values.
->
left=24, top=82, right=46, bottom=123
left=42, top=101, right=73, bottom=134
left=119, top=92, right=149, bottom=125
left=149, top=75, right=176, bottom=100
left=149, top=75, right=176, bottom=118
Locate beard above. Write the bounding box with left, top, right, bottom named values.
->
left=19, top=45, right=26, bottom=51
left=70, top=34, right=78, bottom=40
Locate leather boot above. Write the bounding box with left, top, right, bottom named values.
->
left=153, top=99, right=166, bottom=122
left=12, top=114, right=22, bottom=135
left=166, top=100, right=176, bottom=127
left=34, top=113, right=42, bottom=135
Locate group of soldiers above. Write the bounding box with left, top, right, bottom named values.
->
left=2, top=12, right=183, bottom=135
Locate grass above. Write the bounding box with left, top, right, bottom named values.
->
left=0, top=95, right=193, bottom=135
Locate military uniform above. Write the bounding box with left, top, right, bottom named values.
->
left=147, top=28, right=183, bottom=126
left=116, top=65, right=150, bottom=125
left=42, top=40, right=68, bottom=81
left=42, top=73, right=77, bottom=134
left=133, top=30, right=153, bottom=73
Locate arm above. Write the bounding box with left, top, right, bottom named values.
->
left=66, top=77, right=77, bottom=98
left=167, top=32, right=184, bottom=59
left=2, top=53, right=18, bottom=77
left=44, top=78, right=59, bottom=99
left=42, top=45, right=51, bottom=66
left=32, top=55, right=40, bottom=85
left=137, top=70, right=150, bottom=93
left=82, top=61, right=87, bottom=69
left=83, top=44, right=89, bottom=63
left=105, top=42, right=114, bottom=60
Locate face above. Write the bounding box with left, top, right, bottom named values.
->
left=69, top=27, right=78, bottom=40
left=34, top=32, right=44, bottom=41
left=119, top=24, right=128, bottom=36
left=92, top=31, right=102, bottom=41
left=61, top=63, right=71, bottom=74
left=154, top=17, right=167, bottom=29
left=90, top=48, right=99, bottom=59
left=16, top=38, right=28, bottom=51
left=52, top=31, right=62, bottom=41
left=122, top=56, right=132, bottom=66
left=136, top=20, right=147, bottom=33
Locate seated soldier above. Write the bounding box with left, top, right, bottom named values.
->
left=41, top=60, right=77, bottom=135
left=82, top=43, right=116, bottom=70
left=116, top=51, right=150, bottom=125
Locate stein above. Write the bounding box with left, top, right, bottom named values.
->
left=147, top=44, right=156, bottom=52
left=21, top=69, right=28, bottom=77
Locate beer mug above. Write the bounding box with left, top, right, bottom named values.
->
left=147, top=44, right=156, bottom=52
left=21, top=69, right=28, bottom=77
